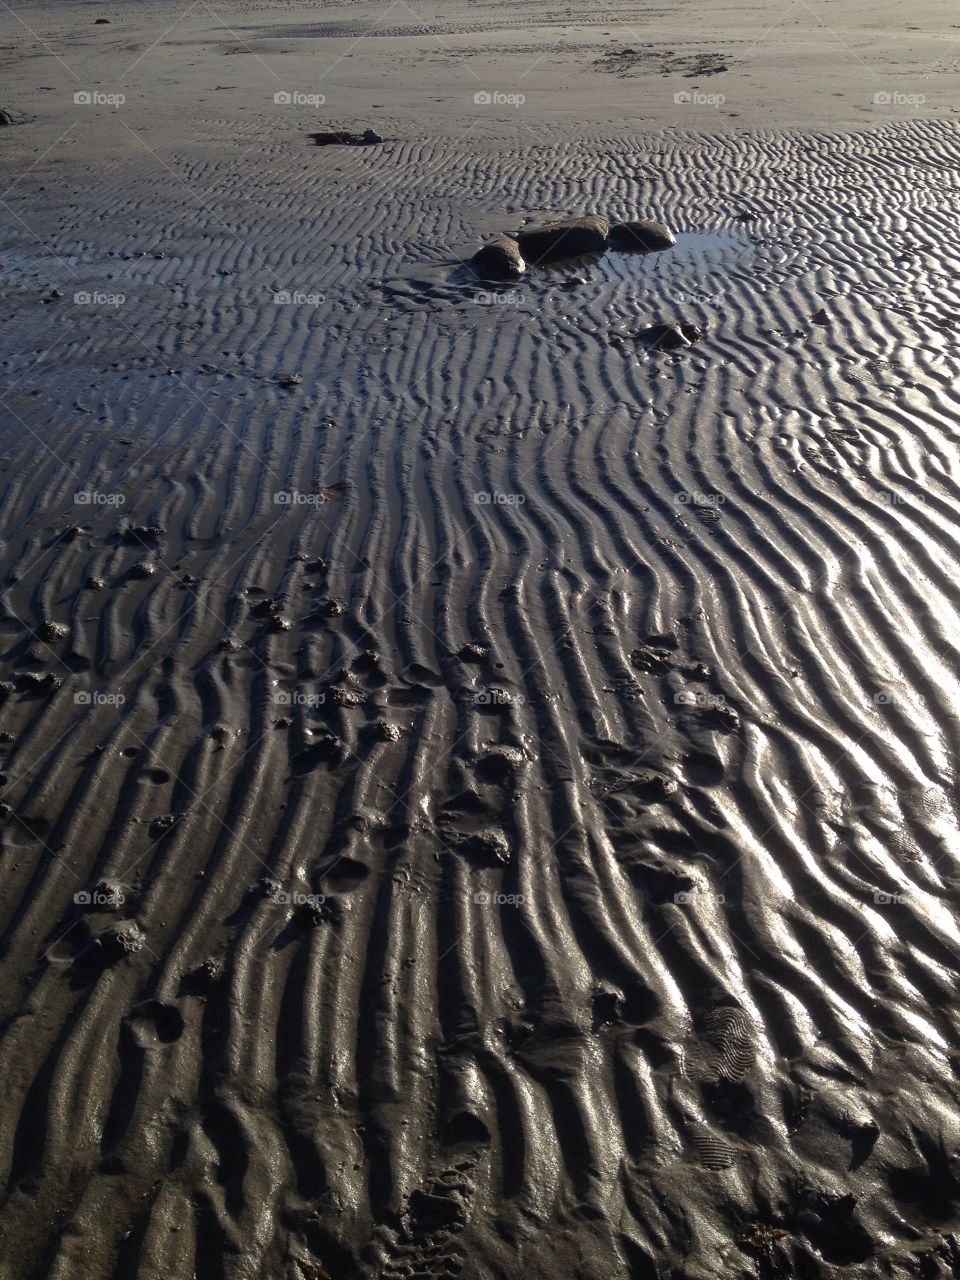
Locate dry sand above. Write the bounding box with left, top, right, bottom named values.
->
left=2, top=2, right=960, bottom=1278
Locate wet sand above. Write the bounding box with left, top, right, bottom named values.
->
left=2, top=3, right=960, bottom=1278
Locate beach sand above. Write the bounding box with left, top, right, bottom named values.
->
left=2, top=2, right=960, bottom=1277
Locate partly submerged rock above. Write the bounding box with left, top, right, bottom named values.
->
left=122, top=523, right=165, bottom=546
left=516, top=214, right=609, bottom=264
left=309, top=128, right=382, bottom=147
left=469, top=237, right=525, bottom=280
left=609, top=219, right=676, bottom=252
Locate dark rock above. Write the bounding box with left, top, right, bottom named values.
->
left=129, top=560, right=158, bottom=579
left=812, top=308, right=831, bottom=326
left=251, top=596, right=282, bottom=617
left=38, top=620, right=68, bottom=642
left=327, top=684, right=365, bottom=708
left=456, top=829, right=511, bottom=866
left=309, top=128, right=382, bottom=147
left=149, top=812, right=181, bottom=839
left=123, top=523, right=165, bottom=546
left=353, top=649, right=380, bottom=673
left=85, top=576, right=105, bottom=591
left=609, top=219, right=676, bottom=252
left=94, top=17, right=111, bottom=23
left=269, top=614, right=293, bottom=633
left=374, top=719, right=402, bottom=743
left=457, top=643, right=487, bottom=663
left=630, top=644, right=673, bottom=673
left=15, top=671, right=62, bottom=693
left=636, top=322, right=703, bottom=352
left=469, top=237, right=526, bottom=280
left=516, top=214, right=609, bottom=264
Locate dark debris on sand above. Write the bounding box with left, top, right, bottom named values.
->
left=309, top=128, right=382, bottom=147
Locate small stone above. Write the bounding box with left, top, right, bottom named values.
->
left=636, top=322, right=703, bottom=352
left=457, top=643, right=487, bottom=663
left=122, top=523, right=165, bottom=545
left=327, top=684, right=365, bottom=707
left=609, top=219, right=676, bottom=252
left=456, top=829, right=511, bottom=866
left=149, top=812, right=180, bottom=839
left=469, top=237, right=526, bottom=280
